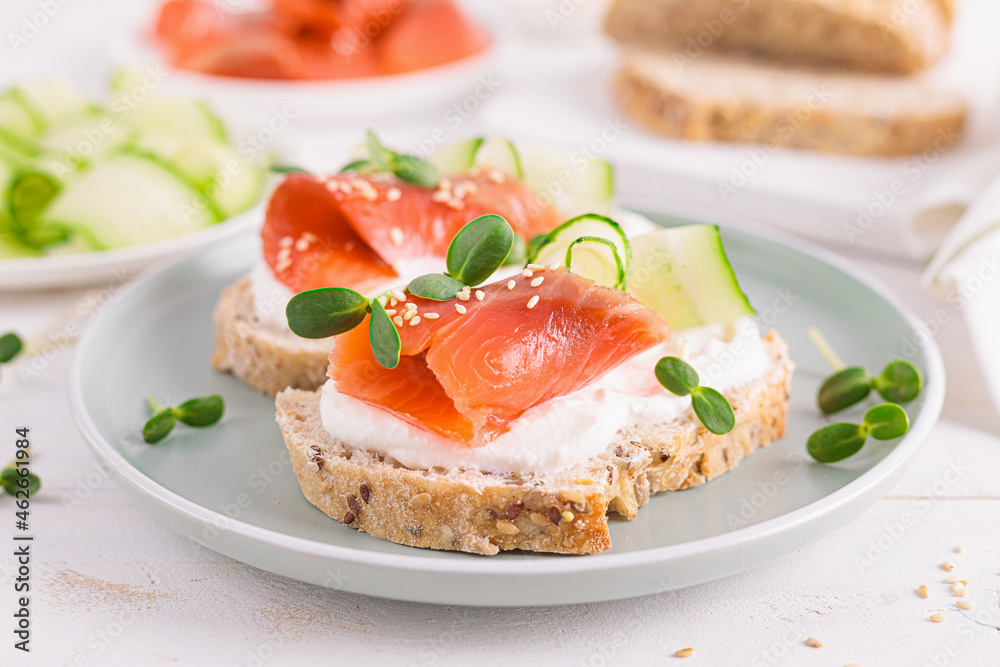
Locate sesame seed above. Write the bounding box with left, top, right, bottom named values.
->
left=389, top=298, right=398, bottom=308
left=526, top=263, right=545, bottom=271
left=390, top=288, right=407, bottom=302
left=918, top=585, right=929, bottom=599
left=953, top=585, right=967, bottom=598
left=487, top=169, right=505, bottom=184
left=945, top=575, right=961, bottom=583
left=521, top=269, right=533, bottom=278
left=955, top=545, right=964, bottom=553
left=275, top=258, right=291, bottom=272
left=441, top=177, right=452, bottom=189
left=942, top=562, right=955, bottom=572
left=957, top=600, right=974, bottom=610
left=475, top=290, right=485, bottom=301
left=456, top=291, right=470, bottom=301
left=405, top=302, right=417, bottom=311
left=340, top=181, right=353, bottom=194
left=295, top=238, right=309, bottom=251
left=463, top=285, right=471, bottom=292
left=402, top=310, right=415, bottom=321
left=431, top=190, right=451, bottom=203
left=674, top=648, right=694, bottom=658
left=446, top=198, right=465, bottom=210
left=386, top=187, right=401, bottom=202
left=325, top=181, right=340, bottom=193
left=361, top=188, right=377, bottom=201
left=389, top=227, right=404, bottom=245
left=530, top=276, right=544, bottom=287
left=409, top=316, right=421, bottom=326
left=507, top=280, right=516, bottom=290
left=385, top=309, right=396, bottom=316
left=527, top=295, right=539, bottom=309
left=279, top=235, right=294, bottom=248
left=805, top=637, right=823, bottom=648
left=423, top=312, right=439, bottom=320
left=455, top=304, right=467, bottom=314
left=549, top=261, right=560, bottom=271
left=930, top=613, right=947, bottom=623
left=393, top=316, right=404, bottom=327
left=302, top=232, right=318, bottom=243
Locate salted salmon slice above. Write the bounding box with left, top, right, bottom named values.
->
left=329, top=269, right=670, bottom=446
left=378, top=0, right=490, bottom=74
left=262, top=172, right=560, bottom=293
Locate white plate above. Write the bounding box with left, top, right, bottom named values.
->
left=0, top=205, right=262, bottom=292
left=69, top=203, right=944, bottom=606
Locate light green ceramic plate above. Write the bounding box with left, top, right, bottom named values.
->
left=70, top=202, right=944, bottom=606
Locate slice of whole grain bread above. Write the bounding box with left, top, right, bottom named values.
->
left=615, top=50, right=966, bottom=157
left=604, top=0, right=954, bottom=75
left=275, top=331, right=793, bottom=555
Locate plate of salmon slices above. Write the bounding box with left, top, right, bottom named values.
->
left=70, top=138, right=944, bottom=606
left=113, top=0, right=498, bottom=121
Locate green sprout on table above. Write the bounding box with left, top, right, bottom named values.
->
left=806, top=327, right=924, bottom=463
left=654, top=356, right=735, bottom=435
left=0, top=332, right=24, bottom=377
left=143, top=394, right=225, bottom=444
left=1, top=464, right=40, bottom=498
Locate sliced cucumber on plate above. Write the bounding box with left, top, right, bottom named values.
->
left=628, top=225, right=755, bottom=329
left=127, top=97, right=228, bottom=142
left=473, top=138, right=523, bottom=178
left=14, top=79, right=95, bottom=131
left=41, top=154, right=217, bottom=250
left=427, top=137, right=482, bottom=175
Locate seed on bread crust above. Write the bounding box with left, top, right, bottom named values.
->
left=503, top=502, right=524, bottom=521
left=347, top=494, right=360, bottom=513
left=548, top=506, right=562, bottom=525
left=560, top=489, right=586, bottom=504
left=561, top=510, right=575, bottom=523
left=529, top=512, right=549, bottom=526
left=344, top=510, right=356, bottom=525
left=496, top=520, right=519, bottom=535
left=409, top=492, right=432, bottom=507
left=359, top=482, right=371, bottom=504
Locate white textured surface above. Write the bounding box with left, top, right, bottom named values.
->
left=2, top=1, right=1000, bottom=665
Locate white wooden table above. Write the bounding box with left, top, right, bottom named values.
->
left=2, top=1, right=1000, bottom=665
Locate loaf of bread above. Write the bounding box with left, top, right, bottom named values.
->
left=276, top=331, right=793, bottom=555
left=604, top=0, right=954, bottom=75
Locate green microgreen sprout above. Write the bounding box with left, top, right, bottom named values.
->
left=143, top=394, right=225, bottom=444
left=286, top=214, right=516, bottom=370
left=0, top=332, right=23, bottom=365
left=654, top=356, right=735, bottom=435
left=269, top=164, right=310, bottom=174
left=337, top=130, right=440, bottom=188
left=1, top=465, right=40, bottom=498
left=806, top=327, right=923, bottom=463
left=807, top=403, right=910, bottom=463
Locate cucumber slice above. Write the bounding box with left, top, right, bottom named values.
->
left=628, top=225, right=754, bottom=329
left=0, top=96, right=40, bottom=140
left=517, top=142, right=614, bottom=217
left=127, top=97, right=228, bottom=142
left=38, top=115, right=137, bottom=172
left=428, top=138, right=483, bottom=175
left=134, top=134, right=265, bottom=218
left=473, top=138, right=523, bottom=178
left=14, top=79, right=95, bottom=131
left=41, top=154, right=217, bottom=249
left=565, top=236, right=625, bottom=289
left=8, top=171, right=60, bottom=227
left=530, top=213, right=631, bottom=282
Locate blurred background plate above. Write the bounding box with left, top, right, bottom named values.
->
left=0, top=203, right=261, bottom=291
left=70, top=201, right=944, bottom=606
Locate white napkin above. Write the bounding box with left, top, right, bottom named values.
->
left=922, top=169, right=1000, bottom=410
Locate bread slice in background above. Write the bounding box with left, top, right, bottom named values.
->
left=604, top=0, right=954, bottom=75
left=212, top=276, right=330, bottom=395
left=276, top=331, right=793, bottom=555
left=615, top=50, right=966, bottom=157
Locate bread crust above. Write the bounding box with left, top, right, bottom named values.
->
left=614, top=53, right=966, bottom=157
left=212, top=276, right=331, bottom=395
left=604, top=0, right=953, bottom=75
left=276, top=331, right=793, bottom=555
